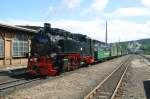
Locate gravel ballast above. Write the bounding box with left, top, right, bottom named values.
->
left=4, top=56, right=128, bottom=99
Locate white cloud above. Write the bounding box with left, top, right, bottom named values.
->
left=62, top=0, right=82, bottom=8
left=1, top=19, right=150, bottom=43
left=91, top=0, right=108, bottom=12
left=141, top=0, right=150, bottom=7
left=104, top=7, right=150, bottom=18
left=108, top=19, right=150, bottom=42
left=52, top=19, right=106, bottom=41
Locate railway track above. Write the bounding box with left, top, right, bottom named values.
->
left=140, top=54, right=150, bottom=61
left=0, top=77, right=41, bottom=96
left=84, top=56, right=132, bottom=99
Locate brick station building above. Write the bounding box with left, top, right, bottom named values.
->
left=0, top=23, right=37, bottom=68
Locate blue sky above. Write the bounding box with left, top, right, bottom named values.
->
left=0, top=0, right=146, bottom=21
left=0, top=0, right=150, bottom=42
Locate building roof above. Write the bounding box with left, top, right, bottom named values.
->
left=16, top=25, right=42, bottom=31
left=0, top=23, right=37, bottom=33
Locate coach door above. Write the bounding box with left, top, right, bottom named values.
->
left=5, top=40, right=12, bottom=65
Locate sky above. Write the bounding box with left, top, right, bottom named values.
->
left=0, top=0, right=150, bottom=43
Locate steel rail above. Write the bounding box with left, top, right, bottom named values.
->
left=111, top=58, right=130, bottom=99
left=84, top=56, right=131, bottom=99
left=0, top=78, right=40, bottom=91
left=140, top=55, right=150, bottom=61
left=0, top=78, right=25, bottom=86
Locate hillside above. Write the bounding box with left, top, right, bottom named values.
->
left=124, top=38, right=150, bottom=54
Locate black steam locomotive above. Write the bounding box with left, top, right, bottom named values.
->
left=27, top=23, right=94, bottom=76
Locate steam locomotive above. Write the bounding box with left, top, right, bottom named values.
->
left=27, top=23, right=126, bottom=76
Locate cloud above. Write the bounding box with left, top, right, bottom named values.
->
left=1, top=19, right=150, bottom=43
left=141, top=0, right=150, bottom=7
left=52, top=19, right=106, bottom=41
left=90, top=0, right=108, bottom=12
left=62, top=0, right=82, bottom=9
left=104, top=7, right=150, bottom=18
left=108, top=19, right=150, bottom=42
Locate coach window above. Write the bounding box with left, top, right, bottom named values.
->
left=13, top=33, right=28, bottom=57
left=0, top=36, right=4, bottom=58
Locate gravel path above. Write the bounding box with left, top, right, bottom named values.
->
left=116, top=55, right=150, bottom=99
left=3, top=56, right=128, bottom=99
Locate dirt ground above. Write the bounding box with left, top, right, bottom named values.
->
left=116, top=55, right=150, bottom=99
left=3, top=56, right=128, bottom=99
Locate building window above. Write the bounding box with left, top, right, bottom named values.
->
left=0, top=39, right=4, bottom=57
left=13, top=33, right=28, bottom=57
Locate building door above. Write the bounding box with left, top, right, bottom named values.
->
left=5, top=40, right=12, bottom=65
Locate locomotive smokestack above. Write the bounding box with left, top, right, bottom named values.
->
left=44, top=23, right=51, bottom=28
left=44, top=23, right=51, bottom=33
left=105, top=21, right=107, bottom=45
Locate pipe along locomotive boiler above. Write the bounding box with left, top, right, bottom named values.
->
left=27, top=23, right=127, bottom=76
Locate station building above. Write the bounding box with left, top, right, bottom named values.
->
left=0, top=23, right=37, bottom=68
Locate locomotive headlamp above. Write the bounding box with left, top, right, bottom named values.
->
left=80, top=48, right=83, bottom=51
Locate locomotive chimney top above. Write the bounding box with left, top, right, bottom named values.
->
left=44, top=23, right=51, bottom=28
left=44, top=23, right=51, bottom=33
